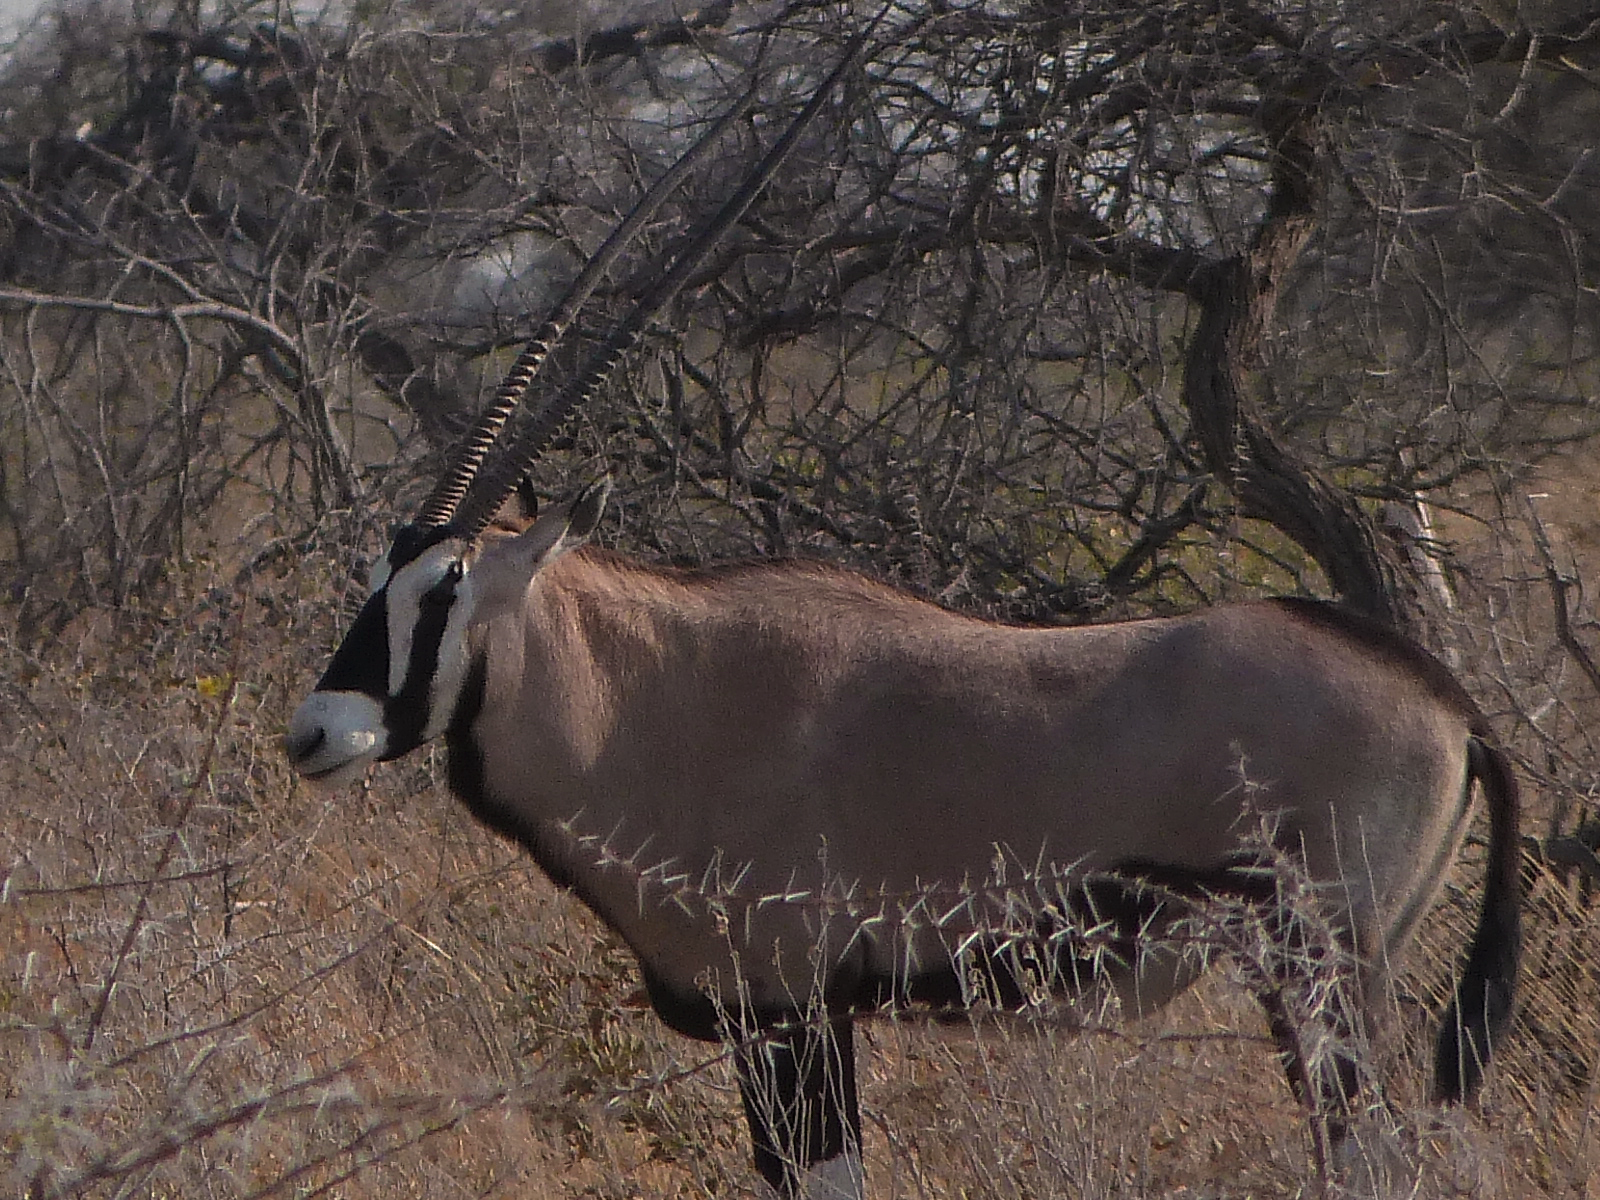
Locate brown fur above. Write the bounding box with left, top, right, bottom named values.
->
left=460, top=520, right=1504, bottom=1034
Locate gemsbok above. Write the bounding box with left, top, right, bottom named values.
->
left=285, top=22, right=1520, bottom=1199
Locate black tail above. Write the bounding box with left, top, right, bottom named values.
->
left=1434, top=736, right=1521, bottom=1101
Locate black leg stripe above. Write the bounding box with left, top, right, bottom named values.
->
left=738, top=1019, right=859, bottom=1196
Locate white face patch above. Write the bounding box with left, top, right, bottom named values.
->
left=423, top=568, right=478, bottom=742
left=383, top=542, right=471, bottom=698
left=376, top=538, right=481, bottom=748
left=368, top=552, right=393, bottom=594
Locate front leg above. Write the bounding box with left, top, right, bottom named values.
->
left=736, top=1016, right=863, bottom=1199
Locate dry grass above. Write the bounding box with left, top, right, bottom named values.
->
left=0, top=573, right=741, bottom=1199
left=3, top=552, right=1600, bottom=1199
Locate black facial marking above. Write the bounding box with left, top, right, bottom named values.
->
left=386, top=522, right=460, bottom=573
left=314, top=592, right=390, bottom=698
left=312, top=524, right=463, bottom=704
left=381, top=564, right=462, bottom=759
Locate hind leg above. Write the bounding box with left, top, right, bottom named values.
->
left=736, top=1016, right=863, bottom=1200
left=1250, top=902, right=1378, bottom=1177
left=1257, top=975, right=1363, bottom=1169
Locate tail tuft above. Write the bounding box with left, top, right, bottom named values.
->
left=1433, top=737, right=1521, bottom=1102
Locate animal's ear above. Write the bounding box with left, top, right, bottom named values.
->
left=501, top=476, right=611, bottom=573
left=564, top=476, right=611, bottom=545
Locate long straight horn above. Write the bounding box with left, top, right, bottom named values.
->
left=412, top=82, right=763, bottom=530
left=451, top=5, right=892, bottom=541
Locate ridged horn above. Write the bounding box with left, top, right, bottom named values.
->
left=450, top=6, right=890, bottom=542
left=412, top=81, right=763, bottom=530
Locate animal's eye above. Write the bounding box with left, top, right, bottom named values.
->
left=421, top=561, right=463, bottom=606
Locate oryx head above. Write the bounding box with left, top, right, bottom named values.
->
left=284, top=475, right=610, bottom=787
